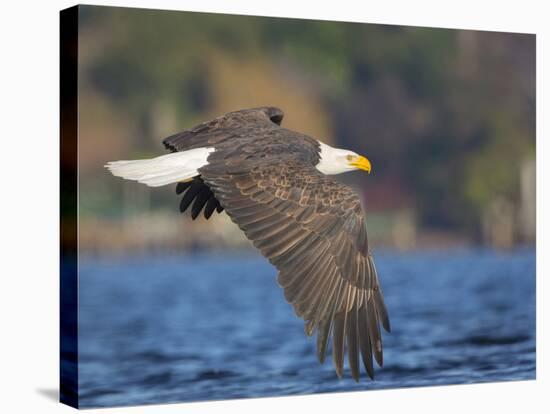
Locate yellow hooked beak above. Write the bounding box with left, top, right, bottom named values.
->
left=349, top=155, right=372, bottom=174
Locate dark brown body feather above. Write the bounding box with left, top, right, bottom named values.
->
left=163, top=107, right=390, bottom=381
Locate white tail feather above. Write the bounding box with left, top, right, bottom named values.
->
left=105, top=147, right=215, bottom=187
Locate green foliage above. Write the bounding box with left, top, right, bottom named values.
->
left=78, top=6, right=535, bottom=236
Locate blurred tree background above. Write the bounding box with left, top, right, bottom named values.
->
left=75, top=5, right=535, bottom=253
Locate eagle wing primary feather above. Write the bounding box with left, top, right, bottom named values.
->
left=200, top=155, right=390, bottom=381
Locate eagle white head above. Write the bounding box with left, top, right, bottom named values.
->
left=315, top=141, right=372, bottom=175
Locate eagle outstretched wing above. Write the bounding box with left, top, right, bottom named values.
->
left=199, top=151, right=390, bottom=381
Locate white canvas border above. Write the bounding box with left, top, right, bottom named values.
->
left=0, top=0, right=546, bottom=413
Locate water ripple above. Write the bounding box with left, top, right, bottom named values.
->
left=77, top=248, right=536, bottom=408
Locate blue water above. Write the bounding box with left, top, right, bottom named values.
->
left=78, top=248, right=536, bottom=408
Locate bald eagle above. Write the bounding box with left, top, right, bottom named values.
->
left=106, top=107, right=390, bottom=381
